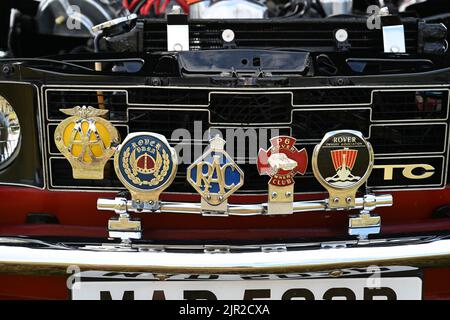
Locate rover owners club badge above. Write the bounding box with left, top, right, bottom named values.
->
left=187, top=135, right=244, bottom=212
left=54, top=106, right=120, bottom=179
left=114, top=132, right=178, bottom=202
left=257, top=136, right=308, bottom=214
left=312, top=130, right=374, bottom=208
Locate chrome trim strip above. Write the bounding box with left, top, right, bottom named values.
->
left=43, top=86, right=450, bottom=109
left=0, top=236, right=449, bottom=275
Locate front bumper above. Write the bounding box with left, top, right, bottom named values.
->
left=0, top=235, right=449, bottom=275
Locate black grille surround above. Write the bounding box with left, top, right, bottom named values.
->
left=43, top=85, right=450, bottom=194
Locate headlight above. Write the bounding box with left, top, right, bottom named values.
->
left=0, top=96, right=21, bottom=170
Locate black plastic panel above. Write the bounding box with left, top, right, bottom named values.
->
left=0, top=83, right=43, bottom=188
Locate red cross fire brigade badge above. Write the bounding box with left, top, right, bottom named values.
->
left=257, top=136, right=308, bottom=215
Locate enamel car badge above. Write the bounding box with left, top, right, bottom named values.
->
left=257, top=136, right=308, bottom=214
left=187, top=135, right=244, bottom=212
left=54, top=106, right=120, bottom=180
left=312, top=130, right=374, bottom=208
left=114, top=132, right=178, bottom=202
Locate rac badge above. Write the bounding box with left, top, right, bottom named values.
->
left=312, top=130, right=374, bottom=208
left=187, top=135, right=244, bottom=212
left=257, top=136, right=308, bottom=215
left=114, top=132, right=178, bottom=202
left=54, top=106, right=120, bottom=180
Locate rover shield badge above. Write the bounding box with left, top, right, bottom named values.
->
left=257, top=136, right=308, bottom=215
left=312, top=130, right=374, bottom=208
left=54, top=106, right=120, bottom=179
left=187, top=135, right=244, bottom=212
left=114, top=132, right=178, bottom=202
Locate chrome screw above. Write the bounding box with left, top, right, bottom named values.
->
left=329, top=270, right=344, bottom=278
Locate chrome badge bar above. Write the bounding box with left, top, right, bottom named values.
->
left=93, top=130, right=392, bottom=242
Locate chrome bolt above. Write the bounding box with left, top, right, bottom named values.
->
left=222, top=29, right=235, bottom=43
left=272, top=192, right=278, bottom=199
left=173, top=43, right=183, bottom=51
left=218, top=195, right=223, bottom=201
left=346, top=197, right=352, bottom=204
left=154, top=273, right=169, bottom=281
left=329, top=270, right=344, bottom=278
left=333, top=197, right=340, bottom=203
left=285, top=192, right=292, bottom=198
left=206, top=194, right=211, bottom=200
left=335, top=29, right=348, bottom=43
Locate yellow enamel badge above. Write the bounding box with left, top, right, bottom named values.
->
left=54, top=106, right=120, bottom=179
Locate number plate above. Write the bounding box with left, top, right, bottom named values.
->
left=70, top=267, right=422, bottom=300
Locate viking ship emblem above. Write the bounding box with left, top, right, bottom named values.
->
left=312, top=130, right=374, bottom=208
left=326, top=148, right=361, bottom=185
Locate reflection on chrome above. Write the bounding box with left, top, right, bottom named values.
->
left=0, top=96, right=21, bottom=168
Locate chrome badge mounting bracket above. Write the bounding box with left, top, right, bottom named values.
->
left=108, top=132, right=178, bottom=241
left=312, top=130, right=374, bottom=209
left=97, top=130, right=391, bottom=243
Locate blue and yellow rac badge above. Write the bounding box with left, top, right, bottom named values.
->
left=187, top=136, right=244, bottom=207
left=114, top=132, right=178, bottom=202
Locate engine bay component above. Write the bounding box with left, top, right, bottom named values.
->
left=189, top=0, right=268, bottom=19
left=36, top=0, right=129, bottom=37
left=177, top=49, right=311, bottom=75
left=319, top=0, right=353, bottom=16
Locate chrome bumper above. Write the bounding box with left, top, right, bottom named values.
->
left=0, top=236, right=449, bottom=275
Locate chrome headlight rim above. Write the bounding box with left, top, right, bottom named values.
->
left=0, top=95, right=22, bottom=171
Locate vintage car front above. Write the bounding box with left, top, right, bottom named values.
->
left=0, top=0, right=449, bottom=300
